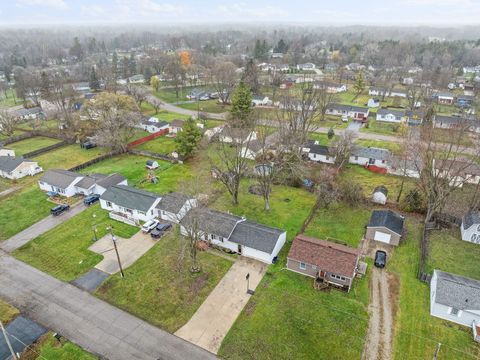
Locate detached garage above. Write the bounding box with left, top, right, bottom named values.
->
left=366, top=210, right=405, bottom=246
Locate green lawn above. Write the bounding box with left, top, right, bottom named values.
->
left=79, top=153, right=193, bottom=194
left=14, top=204, right=138, bottom=282
left=96, top=231, right=232, bottom=333
left=33, top=144, right=109, bottom=170
left=212, top=181, right=316, bottom=241
left=178, top=99, right=229, bottom=113
left=8, top=136, right=62, bottom=156
left=389, top=217, right=480, bottom=360
left=140, top=102, right=191, bottom=120
left=219, top=242, right=371, bottom=359
left=304, top=202, right=371, bottom=247
left=356, top=139, right=401, bottom=153
left=361, top=119, right=401, bottom=136
left=0, top=185, right=52, bottom=241
left=0, top=88, right=20, bottom=107
left=426, top=227, right=480, bottom=280
left=152, top=85, right=213, bottom=104
left=0, top=298, right=19, bottom=324
left=309, top=132, right=338, bottom=145
left=136, top=136, right=177, bottom=154
left=0, top=129, right=26, bottom=141
left=26, top=333, right=97, bottom=360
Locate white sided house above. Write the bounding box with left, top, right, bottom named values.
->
left=461, top=212, right=480, bottom=244
left=349, top=147, right=391, bottom=169
left=156, top=192, right=197, bottom=223
left=219, top=127, right=257, bottom=144
left=100, top=185, right=161, bottom=225
left=0, top=148, right=15, bottom=157
left=430, top=270, right=480, bottom=333
left=376, top=108, right=406, bottom=123
left=169, top=119, right=185, bottom=134
left=302, top=142, right=335, bottom=164
left=139, top=117, right=170, bottom=134
left=0, top=156, right=43, bottom=180
left=39, top=169, right=84, bottom=196
left=74, top=173, right=127, bottom=195
left=180, top=209, right=286, bottom=264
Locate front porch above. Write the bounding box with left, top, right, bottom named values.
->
left=109, top=211, right=139, bottom=226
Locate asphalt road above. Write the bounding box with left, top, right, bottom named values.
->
left=0, top=202, right=88, bottom=253
left=0, top=253, right=216, bottom=360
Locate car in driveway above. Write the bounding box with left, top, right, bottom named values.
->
left=84, top=194, right=100, bottom=206
left=51, top=204, right=70, bottom=216
left=341, top=115, right=349, bottom=122
left=150, top=223, right=172, bottom=239
left=142, top=219, right=159, bottom=233
left=374, top=250, right=387, bottom=268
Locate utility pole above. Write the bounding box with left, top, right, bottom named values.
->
left=108, top=226, right=125, bottom=278
left=0, top=320, right=18, bottom=360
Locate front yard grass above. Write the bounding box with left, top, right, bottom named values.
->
left=389, top=216, right=480, bottom=359
left=304, top=202, right=371, bottom=247
left=361, top=119, right=400, bottom=136
left=79, top=153, right=193, bottom=194
left=0, top=185, right=52, bottom=241
left=8, top=136, right=62, bottom=156
left=95, top=231, right=233, bottom=333
left=178, top=99, right=229, bottom=113
left=13, top=204, right=138, bottom=282
left=0, top=298, right=19, bottom=324
left=24, top=332, right=97, bottom=360
left=33, top=144, right=109, bottom=170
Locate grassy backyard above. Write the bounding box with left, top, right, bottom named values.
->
left=33, top=144, right=109, bottom=170
left=135, top=136, right=177, bottom=154
left=355, top=139, right=401, bottom=153
left=361, top=118, right=401, bottom=136
left=14, top=204, right=138, bottom=282
left=8, top=136, right=62, bottom=156
left=0, top=185, right=52, bottom=241
left=389, top=217, right=480, bottom=359
left=0, top=88, right=20, bottom=107
left=96, top=231, right=232, bottom=333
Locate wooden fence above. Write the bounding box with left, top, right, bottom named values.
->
left=127, top=128, right=169, bottom=148
left=68, top=151, right=123, bottom=172
left=23, top=141, right=69, bottom=158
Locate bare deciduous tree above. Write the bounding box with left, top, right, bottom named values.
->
left=330, top=130, right=356, bottom=171
left=0, top=110, right=17, bottom=136
left=211, top=61, right=237, bottom=105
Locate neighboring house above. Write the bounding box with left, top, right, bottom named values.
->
left=251, top=96, right=271, bottom=107
left=128, top=74, right=145, bottom=84
left=368, top=98, right=380, bottom=108
left=349, top=147, right=391, bottom=169
left=240, top=132, right=280, bottom=160
left=15, top=107, right=45, bottom=120
left=72, top=82, right=91, bottom=93
left=302, top=143, right=335, bottom=164
left=276, top=64, right=290, bottom=72
left=457, top=95, right=475, bottom=107
left=169, top=119, right=185, bottom=134
left=286, top=234, right=360, bottom=292
left=326, top=103, right=370, bottom=121
left=430, top=270, right=480, bottom=332
left=139, top=117, right=170, bottom=134
left=434, top=91, right=455, bottom=105
left=180, top=209, right=286, bottom=264
left=376, top=108, right=406, bottom=123
left=38, top=169, right=84, bottom=196
left=372, top=185, right=388, bottom=205
left=297, top=63, right=316, bottom=71
left=74, top=173, right=127, bottom=196
left=433, top=115, right=463, bottom=130
left=461, top=212, right=480, bottom=244
left=313, top=81, right=347, bottom=93
left=368, top=88, right=406, bottom=98
left=156, top=192, right=197, bottom=223
left=366, top=209, right=405, bottom=246
left=100, top=185, right=161, bottom=225
left=434, top=159, right=480, bottom=187
left=219, top=127, right=257, bottom=144
left=388, top=154, right=421, bottom=178
left=0, top=148, right=15, bottom=157
left=0, top=156, right=43, bottom=180
left=405, top=110, right=424, bottom=125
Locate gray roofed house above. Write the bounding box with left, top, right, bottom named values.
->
left=156, top=192, right=192, bottom=214
left=229, top=220, right=285, bottom=254
left=0, top=155, right=43, bottom=180
left=180, top=208, right=242, bottom=239
left=430, top=269, right=480, bottom=329
left=39, top=169, right=81, bottom=189
left=15, top=107, right=44, bottom=119
left=75, top=173, right=108, bottom=189
left=0, top=156, right=32, bottom=173
left=368, top=210, right=405, bottom=235
left=351, top=147, right=391, bottom=161
left=461, top=211, right=480, bottom=244
left=308, top=144, right=330, bottom=156
left=100, top=185, right=160, bottom=213
left=462, top=212, right=480, bottom=230
left=377, top=108, right=405, bottom=117
left=97, top=173, right=126, bottom=189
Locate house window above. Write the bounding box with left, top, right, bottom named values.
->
left=299, top=262, right=306, bottom=270
left=354, top=156, right=358, bottom=160
left=450, top=307, right=460, bottom=316
left=326, top=156, right=329, bottom=161
left=106, top=201, right=112, bottom=208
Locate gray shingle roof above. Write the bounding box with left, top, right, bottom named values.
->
left=368, top=210, right=404, bottom=235
left=40, top=169, right=81, bottom=189
left=229, top=220, right=285, bottom=254
left=462, top=212, right=480, bottom=230
left=434, top=270, right=480, bottom=310
left=97, top=173, right=126, bottom=189
left=0, top=156, right=35, bottom=172
left=156, top=192, right=191, bottom=214
left=180, top=209, right=242, bottom=239
left=377, top=108, right=405, bottom=117
left=100, top=185, right=160, bottom=212
left=308, top=144, right=330, bottom=156
left=328, top=103, right=368, bottom=113
left=75, top=174, right=107, bottom=189
left=352, top=147, right=391, bottom=161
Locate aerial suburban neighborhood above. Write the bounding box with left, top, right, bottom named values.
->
left=1, top=2, right=480, bottom=360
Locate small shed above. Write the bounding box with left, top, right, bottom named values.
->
left=372, top=185, right=388, bottom=205
left=461, top=212, right=480, bottom=244
left=146, top=160, right=159, bottom=170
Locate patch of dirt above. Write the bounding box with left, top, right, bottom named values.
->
left=244, top=300, right=257, bottom=316
left=189, top=273, right=209, bottom=296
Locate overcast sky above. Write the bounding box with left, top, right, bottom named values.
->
left=1, top=0, right=479, bottom=25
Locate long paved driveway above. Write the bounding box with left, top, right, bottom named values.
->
left=0, top=253, right=216, bottom=360
left=175, top=257, right=266, bottom=354
left=0, top=202, right=88, bottom=253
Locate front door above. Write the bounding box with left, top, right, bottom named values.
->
left=237, top=244, right=242, bottom=255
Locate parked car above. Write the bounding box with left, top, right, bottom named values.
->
left=374, top=250, right=387, bottom=268
left=81, top=141, right=97, bottom=149
left=84, top=194, right=100, bottom=206
left=341, top=115, right=349, bottom=122
left=142, top=219, right=159, bottom=233
left=199, top=94, right=211, bottom=101
left=51, top=204, right=70, bottom=216
left=155, top=223, right=172, bottom=232
left=150, top=228, right=165, bottom=239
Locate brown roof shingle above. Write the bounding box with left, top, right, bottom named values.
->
left=288, top=234, right=360, bottom=278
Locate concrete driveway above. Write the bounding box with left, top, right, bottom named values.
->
left=89, top=230, right=157, bottom=274
left=1, top=202, right=87, bottom=253
left=175, top=257, right=267, bottom=354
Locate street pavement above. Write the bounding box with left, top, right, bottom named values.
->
left=175, top=257, right=266, bottom=354
left=0, top=202, right=88, bottom=253
left=0, top=253, right=216, bottom=360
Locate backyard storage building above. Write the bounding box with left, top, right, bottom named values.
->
left=366, top=210, right=405, bottom=246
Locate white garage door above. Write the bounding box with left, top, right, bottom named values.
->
left=374, top=231, right=391, bottom=244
